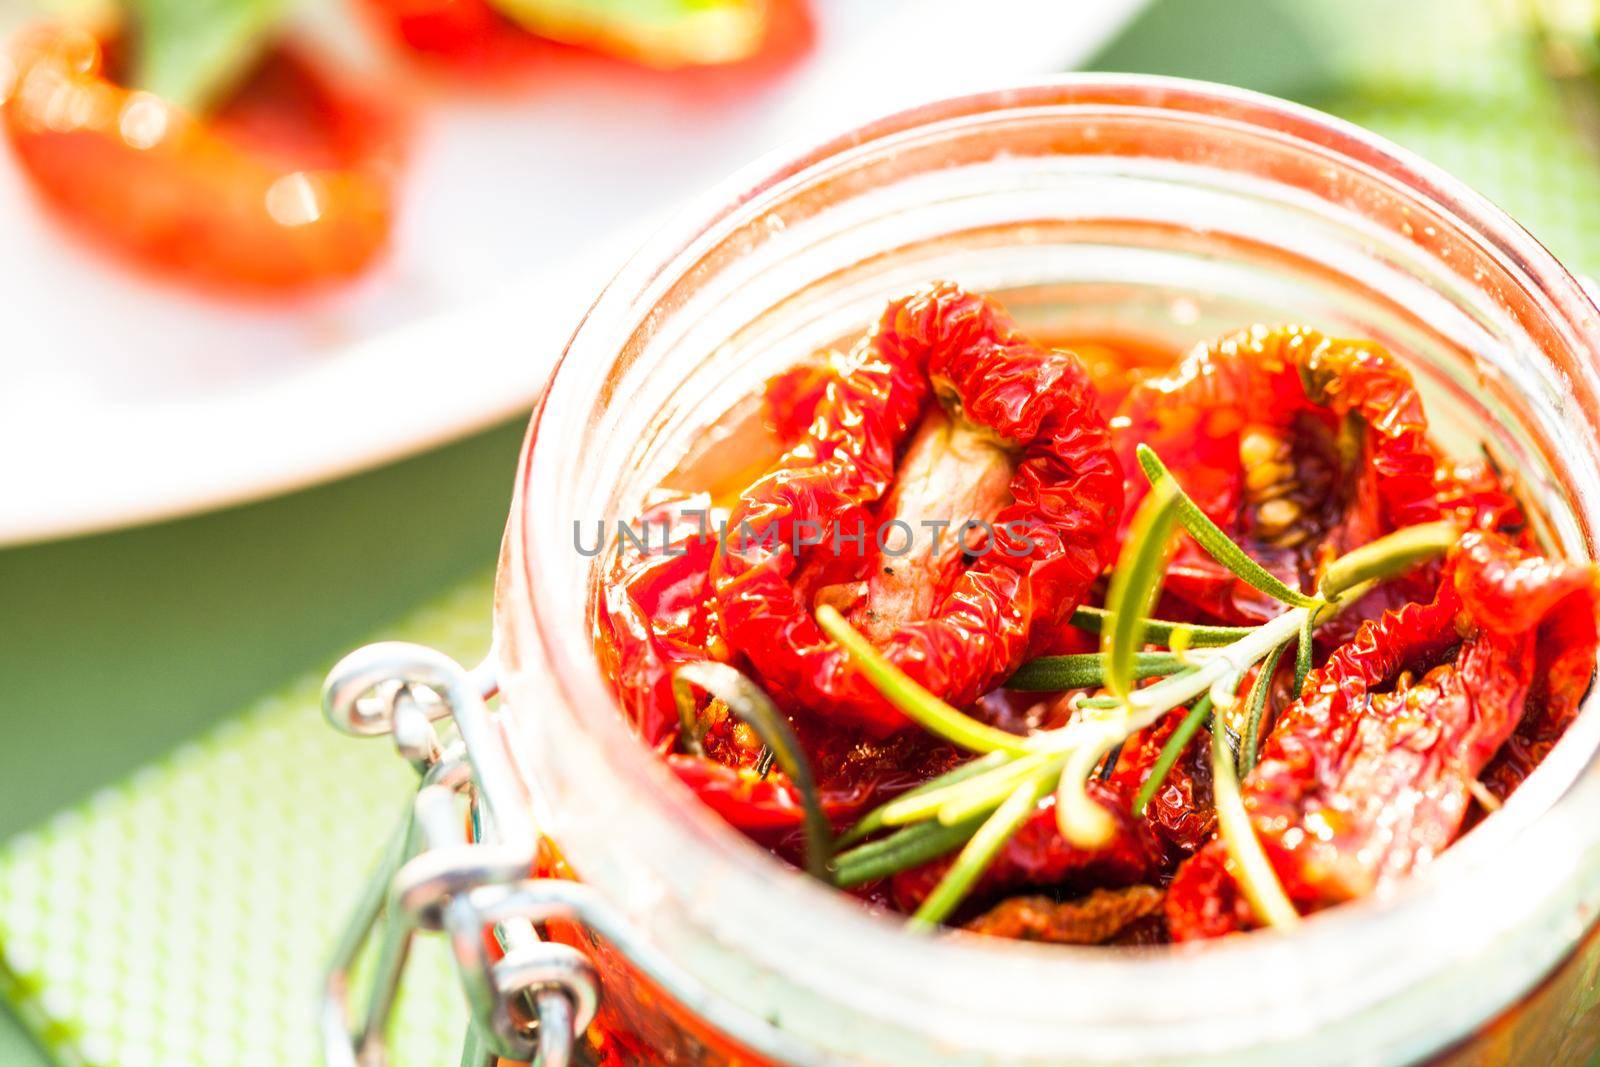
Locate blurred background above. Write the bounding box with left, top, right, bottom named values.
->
left=2, top=0, right=1600, bottom=1063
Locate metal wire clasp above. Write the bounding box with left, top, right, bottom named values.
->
left=319, top=642, right=601, bottom=1067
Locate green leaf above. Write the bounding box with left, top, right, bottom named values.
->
left=1068, top=606, right=1252, bottom=648
left=1136, top=445, right=1325, bottom=611
left=1239, top=643, right=1287, bottom=776
left=1103, top=479, right=1181, bottom=702
left=1294, top=608, right=1316, bottom=692
left=834, top=752, right=1008, bottom=849
left=671, top=661, right=832, bottom=879
left=1006, top=650, right=1188, bottom=692
left=1132, top=695, right=1213, bottom=815
left=126, top=0, right=292, bottom=113
left=924, top=749, right=1067, bottom=828
left=816, top=605, right=1029, bottom=756
left=831, top=814, right=987, bottom=888
left=1210, top=700, right=1301, bottom=931
left=1319, top=519, right=1460, bottom=597
left=909, top=773, right=1051, bottom=929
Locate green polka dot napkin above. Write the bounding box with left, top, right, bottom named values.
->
left=0, top=575, right=495, bottom=1067
left=8, top=1, right=1600, bottom=1064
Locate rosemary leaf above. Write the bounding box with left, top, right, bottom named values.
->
left=1320, top=520, right=1460, bottom=597
left=835, top=752, right=1008, bottom=849
left=1136, top=446, right=1325, bottom=611
left=1105, top=479, right=1181, bottom=702
left=1239, top=643, right=1287, bottom=776
left=817, top=606, right=1029, bottom=755
left=873, top=749, right=1056, bottom=829
left=831, top=815, right=986, bottom=888
left=1069, top=607, right=1253, bottom=647
left=1132, top=695, right=1213, bottom=816
left=932, top=750, right=1068, bottom=827
left=1210, top=701, right=1301, bottom=931
left=1295, top=607, right=1316, bottom=693
left=1007, top=651, right=1188, bottom=692
left=910, top=774, right=1051, bottom=929
left=672, top=662, right=832, bottom=880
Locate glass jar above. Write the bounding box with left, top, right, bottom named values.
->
left=494, top=76, right=1600, bottom=1065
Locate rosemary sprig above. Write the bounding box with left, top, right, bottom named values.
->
left=875, top=748, right=1060, bottom=829
left=1294, top=608, right=1316, bottom=692
left=1136, top=445, right=1325, bottom=611
left=1007, top=651, right=1193, bottom=692
left=1054, top=721, right=1123, bottom=847
left=817, top=449, right=1460, bottom=929
left=910, top=773, right=1053, bottom=930
left=1239, top=643, right=1286, bottom=775
left=832, top=815, right=989, bottom=888
left=1068, top=606, right=1253, bottom=648
left=1210, top=699, right=1300, bottom=931
left=834, top=752, right=1009, bottom=849
left=672, top=662, right=833, bottom=880
left=1319, top=520, right=1460, bottom=596
left=1105, top=479, right=1181, bottom=702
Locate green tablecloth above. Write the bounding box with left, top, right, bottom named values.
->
left=0, top=421, right=524, bottom=1066
left=8, top=0, right=1600, bottom=1062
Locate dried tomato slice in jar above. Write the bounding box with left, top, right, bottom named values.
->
left=1113, top=325, right=1522, bottom=626
left=711, top=283, right=1123, bottom=737
left=1, top=26, right=404, bottom=294
left=594, top=495, right=958, bottom=834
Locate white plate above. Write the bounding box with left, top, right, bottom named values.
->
left=0, top=0, right=1146, bottom=546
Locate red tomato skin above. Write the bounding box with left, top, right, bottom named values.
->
left=2, top=26, right=406, bottom=295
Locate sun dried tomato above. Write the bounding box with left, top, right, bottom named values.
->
left=1166, top=531, right=1599, bottom=940
left=1114, top=326, right=1522, bottom=626
left=1108, top=711, right=1216, bottom=854
left=665, top=753, right=852, bottom=833
left=964, top=884, right=1164, bottom=945
left=712, top=283, right=1123, bottom=736
left=357, top=0, right=547, bottom=75
left=360, top=0, right=813, bottom=85
left=2, top=26, right=404, bottom=294
left=594, top=495, right=727, bottom=747
left=597, top=494, right=968, bottom=833
left=761, top=359, right=837, bottom=447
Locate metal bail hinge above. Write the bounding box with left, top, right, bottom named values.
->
left=319, top=641, right=601, bottom=1067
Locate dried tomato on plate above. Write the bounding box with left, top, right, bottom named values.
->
left=360, top=0, right=810, bottom=83
left=1, top=25, right=404, bottom=293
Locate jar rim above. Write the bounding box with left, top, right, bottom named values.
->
left=506, top=74, right=1600, bottom=1063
